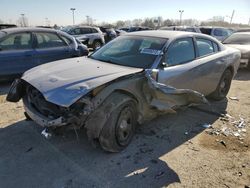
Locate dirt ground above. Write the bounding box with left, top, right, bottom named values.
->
left=0, top=70, right=249, bottom=188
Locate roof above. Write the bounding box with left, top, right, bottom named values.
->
left=125, top=30, right=214, bottom=40
left=0, top=27, right=58, bottom=34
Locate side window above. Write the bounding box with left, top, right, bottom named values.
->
left=60, top=35, right=72, bottom=45
left=196, top=38, right=214, bottom=57
left=81, top=28, right=91, bottom=34
left=0, top=33, right=32, bottom=50
left=70, top=28, right=81, bottom=35
left=213, top=29, right=223, bottom=36
left=166, top=38, right=195, bottom=66
left=91, top=28, right=98, bottom=33
left=35, top=32, right=66, bottom=49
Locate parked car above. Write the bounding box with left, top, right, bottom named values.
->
left=7, top=31, right=240, bottom=152
left=0, top=27, right=88, bottom=81
left=119, top=27, right=130, bottom=32
left=159, top=26, right=201, bottom=33
left=0, top=24, right=17, bottom=30
left=62, top=26, right=105, bottom=50
left=222, top=32, right=250, bottom=69
left=199, top=27, right=233, bottom=41
left=128, top=26, right=152, bottom=32
left=115, top=29, right=127, bottom=36
left=99, top=27, right=117, bottom=42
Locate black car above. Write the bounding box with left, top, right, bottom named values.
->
left=0, top=24, right=17, bottom=30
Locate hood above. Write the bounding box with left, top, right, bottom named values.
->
left=224, top=44, right=250, bottom=54
left=22, top=57, right=143, bottom=107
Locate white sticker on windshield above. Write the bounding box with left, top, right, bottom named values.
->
left=140, top=48, right=162, bottom=55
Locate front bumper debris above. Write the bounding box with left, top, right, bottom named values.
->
left=23, top=97, right=66, bottom=127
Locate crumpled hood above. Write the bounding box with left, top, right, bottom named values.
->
left=22, top=57, right=143, bottom=107
left=225, top=44, right=250, bottom=54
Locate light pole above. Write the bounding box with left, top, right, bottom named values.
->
left=179, top=10, right=184, bottom=26
left=70, top=8, right=76, bottom=25
left=21, top=14, right=25, bottom=27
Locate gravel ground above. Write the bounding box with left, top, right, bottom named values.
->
left=0, top=70, right=249, bottom=188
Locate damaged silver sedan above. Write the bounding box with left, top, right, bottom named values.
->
left=7, top=31, right=241, bottom=152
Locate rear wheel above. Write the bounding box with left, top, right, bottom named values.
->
left=99, top=98, right=138, bottom=152
left=210, top=69, right=233, bottom=100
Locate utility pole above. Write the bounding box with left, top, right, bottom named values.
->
left=230, top=10, right=235, bottom=24
left=20, top=14, right=25, bottom=27
left=179, top=10, right=184, bottom=26
left=70, top=8, right=76, bottom=25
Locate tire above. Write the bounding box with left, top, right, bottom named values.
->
left=92, top=40, right=102, bottom=50
left=210, top=69, right=233, bottom=100
left=247, top=59, right=250, bottom=70
left=99, top=98, right=138, bottom=152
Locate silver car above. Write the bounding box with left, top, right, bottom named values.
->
left=7, top=31, right=240, bottom=152
left=62, top=26, right=105, bottom=50
left=223, top=32, right=250, bottom=69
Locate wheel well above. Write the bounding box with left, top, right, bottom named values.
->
left=113, top=89, right=139, bottom=104
left=226, top=66, right=234, bottom=75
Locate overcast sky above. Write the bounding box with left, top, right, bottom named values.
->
left=0, top=0, right=249, bottom=26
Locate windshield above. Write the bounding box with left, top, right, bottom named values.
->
left=90, top=36, right=167, bottom=69
left=223, top=33, right=250, bottom=45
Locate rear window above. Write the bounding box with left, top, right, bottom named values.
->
left=200, top=28, right=212, bottom=35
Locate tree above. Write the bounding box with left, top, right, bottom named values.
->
left=115, top=20, right=125, bottom=28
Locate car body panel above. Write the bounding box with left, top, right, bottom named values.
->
left=22, top=57, right=143, bottom=107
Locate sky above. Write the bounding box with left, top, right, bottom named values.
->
left=0, top=0, right=249, bottom=26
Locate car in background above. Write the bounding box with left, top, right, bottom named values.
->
left=99, top=27, right=117, bottom=42
left=119, top=27, right=130, bottom=32
left=0, top=24, right=17, bottom=30
left=128, top=26, right=152, bottom=32
left=62, top=26, right=105, bottom=50
left=199, top=27, right=233, bottom=41
left=159, top=26, right=201, bottom=33
left=222, top=32, right=250, bottom=69
left=7, top=31, right=240, bottom=152
left=236, top=28, right=250, bottom=32
left=0, top=27, right=88, bottom=81
left=119, top=26, right=152, bottom=32
left=115, top=29, right=127, bottom=36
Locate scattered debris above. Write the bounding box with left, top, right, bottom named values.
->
left=205, top=115, right=248, bottom=140
left=229, top=96, right=239, bottom=101
left=202, top=124, right=212, bottom=128
left=219, top=140, right=227, bottom=147
left=150, top=159, right=158, bottom=164
left=25, top=147, right=33, bottom=153
left=140, top=147, right=154, bottom=154
left=154, top=171, right=165, bottom=179
left=41, top=128, right=52, bottom=139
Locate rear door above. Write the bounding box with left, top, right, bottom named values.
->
left=33, top=32, right=72, bottom=65
left=0, top=32, right=34, bottom=78
left=157, top=37, right=222, bottom=95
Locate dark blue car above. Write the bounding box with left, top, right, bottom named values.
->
left=0, top=27, right=88, bottom=81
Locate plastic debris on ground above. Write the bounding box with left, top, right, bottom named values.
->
left=41, top=128, right=52, bottom=139
left=205, top=114, right=248, bottom=140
